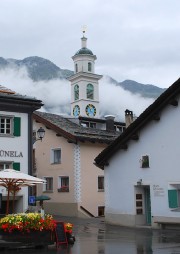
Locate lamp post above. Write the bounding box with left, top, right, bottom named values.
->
left=33, top=127, right=45, bottom=144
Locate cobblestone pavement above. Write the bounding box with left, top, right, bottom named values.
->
left=1, top=215, right=180, bottom=253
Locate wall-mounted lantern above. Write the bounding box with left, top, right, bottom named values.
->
left=33, top=127, right=45, bottom=144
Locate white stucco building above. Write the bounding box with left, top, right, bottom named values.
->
left=0, top=86, right=43, bottom=214
left=95, top=78, right=180, bottom=228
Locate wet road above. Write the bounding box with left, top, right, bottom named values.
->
left=2, top=216, right=180, bottom=253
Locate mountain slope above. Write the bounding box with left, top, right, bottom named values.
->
left=0, top=56, right=165, bottom=98
left=3, top=56, right=73, bottom=81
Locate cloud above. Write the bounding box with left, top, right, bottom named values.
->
left=1, top=0, right=180, bottom=88
left=0, top=67, right=71, bottom=114
left=0, top=67, right=154, bottom=121
left=99, top=76, right=154, bottom=121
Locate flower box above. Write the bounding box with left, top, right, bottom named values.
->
left=57, top=186, right=69, bottom=192
left=0, top=229, right=54, bottom=246
left=0, top=213, right=56, bottom=247
left=0, top=213, right=75, bottom=247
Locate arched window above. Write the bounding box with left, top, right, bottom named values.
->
left=75, top=64, right=78, bottom=73
left=87, top=84, right=94, bottom=99
left=74, top=85, right=79, bottom=100
left=88, top=62, right=92, bottom=72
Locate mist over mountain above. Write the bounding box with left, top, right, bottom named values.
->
left=0, top=56, right=166, bottom=120
left=0, top=56, right=73, bottom=81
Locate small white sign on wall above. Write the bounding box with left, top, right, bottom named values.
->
left=153, top=184, right=165, bottom=197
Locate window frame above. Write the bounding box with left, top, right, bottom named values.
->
left=75, top=63, right=78, bottom=73
left=58, top=176, right=69, bottom=192
left=0, top=115, right=13, bottom=136
left=88, top=62, right=92, bottom=72
left=51, top=148, right=61, bottom=164
left=98, top=176, right=104, bottom=191
left=140, top=155, right=150, bottom=168
left=86, top=84, right=94, bottom=100
left=74, top=84, right=79, bottom=101
left=0, top=162, right=12, bottom=171
left=43, top=177, right=53, bottom=192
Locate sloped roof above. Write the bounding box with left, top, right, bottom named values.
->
left=94, top=78, right=180, bottom=169
left=33, top=111, right=120, bottom=144
left=0, top=85, right=43, bottom=112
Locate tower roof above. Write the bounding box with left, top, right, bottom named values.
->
left=75, top=47, right=94, bottom=56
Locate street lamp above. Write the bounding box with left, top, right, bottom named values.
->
left=33, top=127, right=45, bottom=144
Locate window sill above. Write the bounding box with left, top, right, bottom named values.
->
left=98, top=189, right=104, bottom=192
left=43, top=190, right=53, bottom=193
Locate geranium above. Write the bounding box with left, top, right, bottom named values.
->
left=0, top=213, right=56, bottom=233
left=65, top=222, right=73, bottom=233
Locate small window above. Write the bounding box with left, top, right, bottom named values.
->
left=90, top=122, right=96, bottom=128
left=75, top=63, right=78, bottom=73
left=0, top=162, right=12, bottom=171
left=136, top=193, right=143, bottom=214
left=140, top=155, right=149, bottom=168
left=80, top=121, right=96, bottom=128
left=98, top=206, right=105, bottom=216
left=88, top=62, right=92, bottom=72
left=58, top=176, right=69, bottom=192
left=0, top=116, right=21, bottom=137
left=74, top=84, right=79, bottom=100
left=86, top=84, right=94, bottom=99
left=98, top=176, right=104, bottom=191
left=51, top=148, right=61, bottom=164
left=0, top=116, right=12, bottom=135
left=44, top=177, right=53, bottom=192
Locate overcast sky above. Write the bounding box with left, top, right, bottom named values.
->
left=1, top=0, right=180, bottom=89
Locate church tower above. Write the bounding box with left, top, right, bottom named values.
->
left=68, top=32, right=102, bottom=118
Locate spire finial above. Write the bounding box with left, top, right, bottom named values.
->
left=82, top=25, right=87, bottom=37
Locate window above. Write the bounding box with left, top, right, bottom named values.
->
left=44, top=177, right=53, bottom=192
left=136, top=194, right=143, bottom=214
left=58, top=176, right=69, bottom=192
left=98, top=176, right=104, bottom=191
left=0, top=117, right=11, bottom=134
left=88, top=62, right=92, bottom=72
left=75, top=63, right=78, bottom=73
left=86, top=84, right=94, bottom=99
left=0, top=116, right=21, bottom=137
left=0, top=162, right=11, bottom=171
left=114, top=125, right=125, bottom=133
left=98, top=206, right=105, bottom=216
left=140, top=155, right=149, bottom=168
left=81, top=121, right=96, bottom=128
left=51, top=148, right=61, bottom=164
left=74, top=85, right=79, bottom=100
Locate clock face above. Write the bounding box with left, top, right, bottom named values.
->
left=85, top=104, right=96, bottom=117
left=73, top=105, right=80, bottom=117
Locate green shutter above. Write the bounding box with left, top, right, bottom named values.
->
left=14, top=117, right=21, bottom=137
left=13, top=162, right=20, bottom=171
left=168, top=189, right=178, bottom=208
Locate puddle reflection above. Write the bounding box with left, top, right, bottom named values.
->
left=2, top=220, right=180, bottom=254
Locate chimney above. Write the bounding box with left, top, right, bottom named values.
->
left=125, top=109, right=133, bottom=128
left=105, top=115, right=115, bottom=131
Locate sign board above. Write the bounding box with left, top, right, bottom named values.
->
left=29, top=196, right=35, bottom=204
left=55, top=221, right=68, bottom=247
left=153, top=185, right=165, bottom=197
